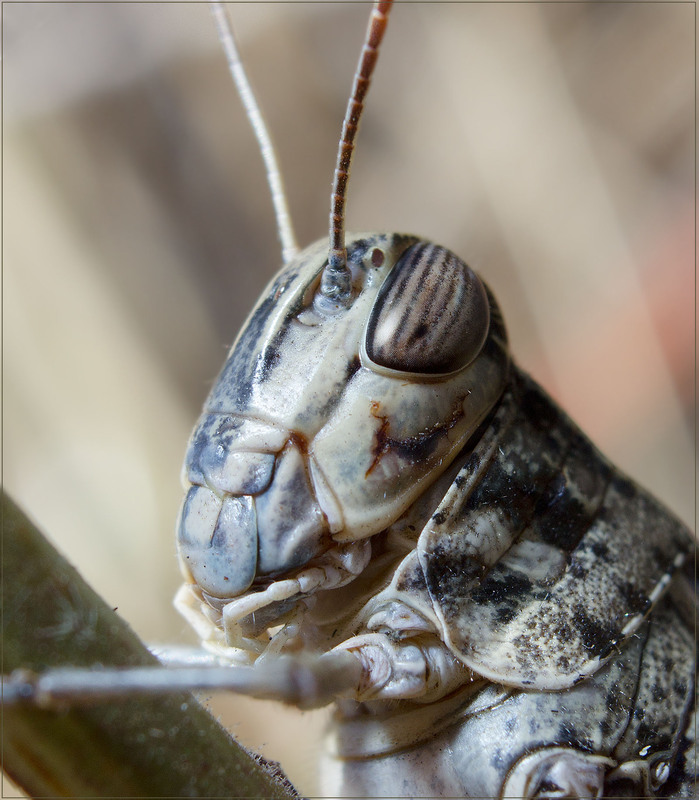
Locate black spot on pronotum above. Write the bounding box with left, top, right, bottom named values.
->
left=396, top=564, right=428, bottom=594
left=518, top=383, right=559, bottom=432
left=615, top=579, right=651, bottom=615
left=568, top=560, right=587, bottom=580
left=651, top=682, right=665, bottom=703
left=424, top=546, right=485, bottom=605
left=572, top=605, right=619, bottom=659
left=590, top=541, right=609, bottom=559
left=470, top=572, right=533, bottom=608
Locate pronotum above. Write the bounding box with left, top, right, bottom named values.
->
left=4, top=3, right=694, bottom=797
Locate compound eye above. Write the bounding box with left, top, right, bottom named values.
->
left=365, top=242, right=490, bottom=375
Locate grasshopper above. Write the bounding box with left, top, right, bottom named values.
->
left=3, top=3, right=694, bottom=797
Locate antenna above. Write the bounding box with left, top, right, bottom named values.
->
left=2, top=650, right=363, bottom=710
left=209, top=2, right=299, bottom=266
left=323, top=0, right=394, bottom=304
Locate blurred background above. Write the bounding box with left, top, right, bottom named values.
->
left=3, top=2, right=695, bottom=795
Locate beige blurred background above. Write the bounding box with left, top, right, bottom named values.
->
left=3, top=2, right=695, bottom=796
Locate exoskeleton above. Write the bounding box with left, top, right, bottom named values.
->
left=0, top=3, right=692, bottom=798
left=177, top=230, right=697, bottom=798
left=174, top=6, right=697, bottom=798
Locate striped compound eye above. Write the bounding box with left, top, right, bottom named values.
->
left=364, top=242, right=490, bottom=375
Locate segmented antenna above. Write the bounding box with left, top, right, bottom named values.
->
left=323, top=0, right=394, bottom=303
left=209, top=2, right=299, bottom=265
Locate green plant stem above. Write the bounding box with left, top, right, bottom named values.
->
left=1, top=492, right=298, bottom=799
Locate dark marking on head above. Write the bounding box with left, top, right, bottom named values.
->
left=490, top=748, right=507, bottom=770
left=365, top=398, right=465, bottom=478
left=680, top=551, right=698, bottom=584
left=210, top=268, right=299, bottom=409
left=259, top=333, right=284, bottom=379
left=347, top=237, right=383, bottom=271
left=346, top=355, right=361, bottom=381
left=287, top=431, right=310, bottom=456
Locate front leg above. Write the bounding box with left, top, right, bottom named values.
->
left=333, top=632, right=476, bottom=703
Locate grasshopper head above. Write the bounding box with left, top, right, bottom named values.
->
left=177, top=233, right=509, bottom=647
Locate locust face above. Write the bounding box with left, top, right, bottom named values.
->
left=177, top=232, right=509, bottom=616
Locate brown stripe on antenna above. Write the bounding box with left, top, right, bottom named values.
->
left=322, top=0, right=393, bottom=304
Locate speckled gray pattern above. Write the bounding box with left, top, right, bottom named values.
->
left=327, top=595, right=697, bottom=799
left=177, top=234, right=697, bottom=799
left=418, top=369, right=692, bottom=691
